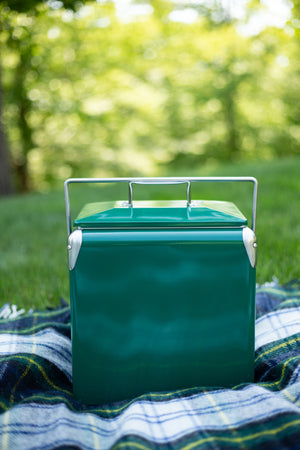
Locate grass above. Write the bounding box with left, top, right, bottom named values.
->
left=0, top=156, right=299, bottom=310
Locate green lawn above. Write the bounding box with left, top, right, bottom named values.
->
left=1, top=156, right=299, bottom=310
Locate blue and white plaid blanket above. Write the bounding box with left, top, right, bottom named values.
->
left=0, top=281, right=300, bottom=449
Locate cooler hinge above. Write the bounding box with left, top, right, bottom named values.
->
left=67, top=230, right=82, bottom=270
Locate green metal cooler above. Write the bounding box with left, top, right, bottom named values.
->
left=64, top=177, right=258, bottom=404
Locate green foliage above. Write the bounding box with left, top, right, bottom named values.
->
left=0, top=0, right=84, bottom=13
left=2, top=0, right=39, bottom=12
left=1, top=1, right=300, bottom=191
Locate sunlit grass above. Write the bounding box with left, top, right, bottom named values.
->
left=0, top=156, right=299, bottom=310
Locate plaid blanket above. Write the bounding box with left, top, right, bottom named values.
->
left=0, top=281, right=300, bottom=449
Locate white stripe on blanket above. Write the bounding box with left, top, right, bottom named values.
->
left=0, top=329, right=72, bottom=379
left=255, top=307, right=300, bottom=350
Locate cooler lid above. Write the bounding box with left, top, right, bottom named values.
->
left=73, top=200, right=247, bottom=228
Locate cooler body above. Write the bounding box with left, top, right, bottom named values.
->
left=67, top=195, right=257, bottom=405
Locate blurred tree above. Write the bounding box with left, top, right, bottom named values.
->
left=0, top=0, right=85, bottom=194
left=0, top=56, right=13, bottom=195
left=1, top=0, right=299, bottom=192
left=284, top=1, right=300, bottom=156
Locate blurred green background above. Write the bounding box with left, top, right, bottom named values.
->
left=0, top=0, right=300, bottom=308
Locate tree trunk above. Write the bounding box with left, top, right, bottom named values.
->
left=0, top=58, right=14, bottom=196
left=223, top=84, right=240, bottom=160
left=14, top=48, right=33, bottom=193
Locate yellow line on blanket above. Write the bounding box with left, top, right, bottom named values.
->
left=283, top=388, right=300, bottom=405
left=29, top=308, right=70, bottom=317
left=113, top=418, right=300, bottom=450
left=92, top=400, right=133, bottom=415
left=10, top=315, right=37, bottom=404
left=7, top=355, right=72, bottom=396
left=5, top=375, right=193, bottom=417
left=255, top=336, right=300, bottom=363
left=10, top=357, right=32, bottom=403
left=277, top=299, right=300, bottom=306
left=113, top=442, right=149, bottom=450
left=257, top=287, right=300, bottom=296
left=203, top=389, right=247, bottom=450
left=180, top=417, right=300, bottom=450
left=89, top=413, right=101, bottom=450
left=264, top=355, right=300, bottom=387
left=91, top=387, right=201, bottom=415
left=0, top=400, right=8, bottom=411
left=115, top=417, right=300, bottom=450
left=258, top=355, right=300, bottom=389
left=19, top=394, right=75, bottom=410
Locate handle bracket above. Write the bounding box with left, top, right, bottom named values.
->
left=128, top=180, right=191, bottom=207
left=64, top=176, right=258, bottom=237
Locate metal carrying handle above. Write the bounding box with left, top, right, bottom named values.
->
left=64, top=176, right=258, bottom=237
left=128, top=180, right=191, bottom=207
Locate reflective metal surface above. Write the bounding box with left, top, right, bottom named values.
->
left=128, top=180, right=191, bottom=206
left=242, top=227, right=257, bottom=268
left=73, top=200, right=247, bottom=229
left=64, top=177, right=258, bottom=237
left=68, top=229, right=82, bottom=270
left=70, top=228, right=255, bottom=404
